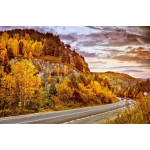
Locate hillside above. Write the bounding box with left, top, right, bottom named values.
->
left=0, top=29, right=90, bottom=74
left=92, top=71, right=142, bottom=93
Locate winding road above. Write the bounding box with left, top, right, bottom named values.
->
left=0, top=97, right=135, bottom=124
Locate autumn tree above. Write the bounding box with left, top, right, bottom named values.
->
left=57, top=78, right=73, bottom=102
left=57, top=64, right=61, bottom=76
left=48, top=71, right=52, bottom=83
left=24, top=51, right=27, bottom=58
left=28, top=51, right=33, bottom=60
left=63, top=65, right=68, bottom=76
left=9, top=59, right=43, bottom=105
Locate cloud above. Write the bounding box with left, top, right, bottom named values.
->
left=76, top=50, right=100, bottom=58
left=119, top=70, right=145, bottom=73
left=88, top=61, right=106, bottom=64
left=84, top=26, right=104, bottom=31
left=59, top=33, right=78, bottom=43
left=98, top=65, right=150, bottom=70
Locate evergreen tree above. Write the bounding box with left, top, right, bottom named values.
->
left=19, top=41, right=23, bottom=55
left=49, top=83, right=57, bottom=97
left=66, top=55, right=70, bottom=64
left=55, top=47, right=60, bottom=57
left=67, top=71, right=79, bottom=89
left=61, top=52, right=66, bottom=63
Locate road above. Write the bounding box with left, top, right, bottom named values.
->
left=0, top=98, right=135, bottom=124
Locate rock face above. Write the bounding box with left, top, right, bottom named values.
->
left=32, top=58, right=81, bottom=91
left=12, top=57, right=82, bottom=92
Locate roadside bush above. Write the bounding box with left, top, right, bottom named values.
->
left=57, top=83, right=73, bottom=102
left=0, top=109, right=11, bottom=117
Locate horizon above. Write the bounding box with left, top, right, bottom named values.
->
left=0, top=26, right=150, bottom=78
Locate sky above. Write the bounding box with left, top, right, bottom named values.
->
left=0, top=26, right=150, bottom=79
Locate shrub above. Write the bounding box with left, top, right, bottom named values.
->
left=0, top=109, right=11, bottom=117
left=57, top=83, right=73, bottom=102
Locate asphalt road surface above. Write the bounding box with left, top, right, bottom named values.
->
left=0, top=97, right=135, bottom=124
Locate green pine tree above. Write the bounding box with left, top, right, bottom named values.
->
left=49, top=83, right=57, bottom=97
left=61, top=52, right=66, bottom=63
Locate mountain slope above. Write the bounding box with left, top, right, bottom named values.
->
left=92, top=71, right=142, bottom=93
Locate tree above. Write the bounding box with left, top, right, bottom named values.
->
left=28, top=51, right=33, bottom=60
left=49, top=83, right=57, bottom=97
left=67, top=71, right=79, bottom=89
left=57, top=81, right=73, bottom=102
left=7, top=48, right=14, bottom=60
left=101, top=81, right=104, bottom=88
left=10, top=59, right=43, bottom=105
left=61, top=52, right=66, bottom=63
left=63, top=65, right=68, bottom=76
left=66, top=56, right=70, bottom=64
left=19, top=41, right=24, bottom=55
left=57, top=64, right=61, bottom=76
left=24, top=51, right=27, bottom=58
left=48, top=71, right=52, bottom=83
left=65, top=44, right=71, bottom=49
left=54, top=47, right=60, bottom=57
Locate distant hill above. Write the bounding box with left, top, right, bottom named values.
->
left=92, top=71, right=142, bottom=93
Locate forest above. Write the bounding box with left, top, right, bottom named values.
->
left=0, top=29, right=118, bottom=118
left=117, top=79, right=150, bottom=99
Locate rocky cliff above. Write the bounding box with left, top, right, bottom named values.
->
left=13, top=57, right=81, bottom=93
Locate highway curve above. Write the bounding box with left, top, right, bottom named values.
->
left=0, top=97, right=135, bottom=124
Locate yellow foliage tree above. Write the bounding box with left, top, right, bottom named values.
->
left=0, top=74, right=16, bottom=106
left=28, top=51, right=33, bottom=60
left=48, top=71, right=52, bottom=83
left=90, top=81, right=101, bottom=95
left=63, top=65, right=68, bottom=76
left=57, top=64, right=61, bottom=76
left=101, top=81, right=104, bottom=88
left=24, top=51, right=27, bottom=58
left=9, top=59, right=43, bottom=104
left=12, top=39, right=19, bottom=56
